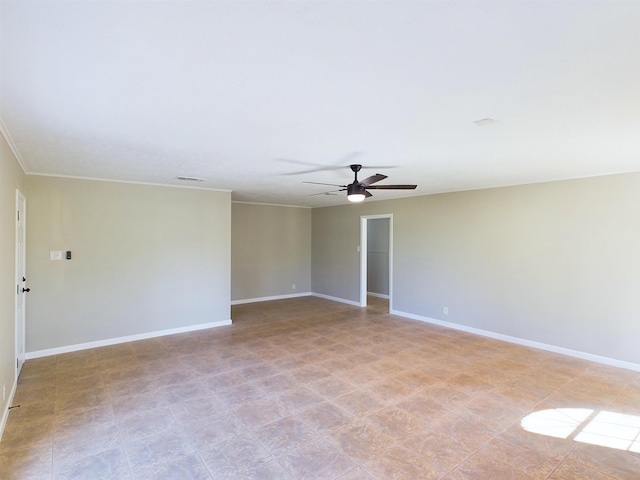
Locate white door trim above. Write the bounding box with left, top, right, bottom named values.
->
left=15, top=189, right=26, bottom=377
left=360, top=214, right=393, bottom=309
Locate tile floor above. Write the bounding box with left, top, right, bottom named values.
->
left=1, top=296, right=639, bottom=479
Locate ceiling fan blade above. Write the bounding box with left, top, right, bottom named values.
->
left=282, top=166, right=346, bottom=176
left=276, top=158, right=323, bottom=167
left=284, top=166, right=400, bottom=178
left=309, top=189, right=345, bottom=197
left=365, top=184, right=417, bottom=190
left=278, top=152, right=365, bottom=175
left=359, top=173, right=388, bottom=186
left=365, top=190, right=373, bottom=198
left=303, top=181, right=347, bottom=187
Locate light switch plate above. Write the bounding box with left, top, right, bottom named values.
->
left=50, top=250, right=62, bottom=261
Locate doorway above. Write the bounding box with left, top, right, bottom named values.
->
left=360, top=214, right=392, bottom=311
left=15, top=190, right=26, bottom=377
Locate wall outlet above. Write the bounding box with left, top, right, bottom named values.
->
left=50, top=250, right=62, bottom=261
left=292, top=283, right=296, bottom=290
left=443, top=306, right=449, bottom=315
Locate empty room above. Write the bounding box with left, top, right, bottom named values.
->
left=1, top=1, right=639, bottom=479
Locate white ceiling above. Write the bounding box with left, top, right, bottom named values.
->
left=1, top=1, right=639, bottom=207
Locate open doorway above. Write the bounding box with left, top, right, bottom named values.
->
left=360, top=214, right=392, bottom=312
left=15, top=190, right=27, bottom=377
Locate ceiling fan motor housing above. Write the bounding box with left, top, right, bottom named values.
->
left=347, top=183, right=365, bottom=196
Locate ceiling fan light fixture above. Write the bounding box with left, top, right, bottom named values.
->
left=347, top=183, right=366, bottom=202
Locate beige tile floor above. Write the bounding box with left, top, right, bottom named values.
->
left=1, top=296, right=639, bottom=479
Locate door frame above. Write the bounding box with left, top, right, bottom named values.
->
left=15, top=189, right=26, bottom=377
left=360, top=214, right=393, bottom=309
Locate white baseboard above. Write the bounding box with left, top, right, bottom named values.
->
left=231, top=292, right=311, bottom=305
left=0, top=380, right=17, bottom=442
left=232, top=292, right=361, bottom=308
left=367, top=292, right=390, bottom=299
left=311, top=292, right=361, bottom=307
left=25, top=319, right=232, bottom=360
left=390, top=309, right=640, bottom=372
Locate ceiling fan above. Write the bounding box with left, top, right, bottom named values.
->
left=277, top=152, right=396, bottom=176
left=305, top=164, right=417, bottom=202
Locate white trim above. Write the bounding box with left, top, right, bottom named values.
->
left=26, top=172, right=231, bottom=193
left=0, top=380, right=18, bottom=442
left=390, top=309, right=640, bottom=373
left=232, top=201, right=311, bottom=209
left=0, top=119, right=28, bottom=173
left=231, top=292, right=312, bottom=305
left=360, top=217, right=368, bottom=307
left=367, top=292, right=390, bottom=299
left=25, top=320, right=232, bottom=359
left=311, top=292, right=361, bottom=307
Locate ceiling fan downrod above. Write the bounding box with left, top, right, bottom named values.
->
left=350, top=164, right=362, bottom=184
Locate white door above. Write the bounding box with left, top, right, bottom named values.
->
left=15, top=190, right=27, bottom=376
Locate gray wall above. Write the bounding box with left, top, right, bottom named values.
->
left=367, top=218, right=389, bottom=296
left=231, top=202, right=311, bottom=301
left=312, top=206, right=361, bottom=302
left=25, top=176, right=231, bottom=352
left=312, top=173, right=640, bottom=365
left=0, top=133, right=26, bottom=431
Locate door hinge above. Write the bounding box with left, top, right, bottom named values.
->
left=17, top=210, right=20, bottom=222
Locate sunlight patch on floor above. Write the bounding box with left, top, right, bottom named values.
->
left=522, top=408, right=640, bottom=452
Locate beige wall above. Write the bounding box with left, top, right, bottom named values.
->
left=312, top=173, right=640, bottom=365
left=231, top=202, right=311, bottom=301
left=25, top=176, right=231, bottom=352
left=0, top=133, right=26, bottom=433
